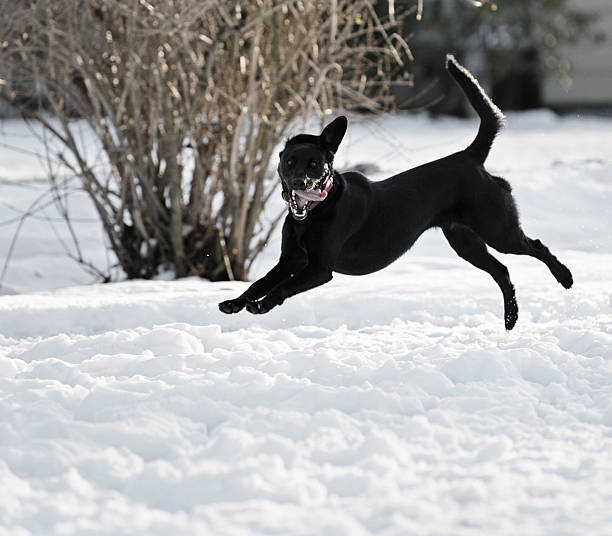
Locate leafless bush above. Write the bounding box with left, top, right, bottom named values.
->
left=0, top=0, right=414, bottom=281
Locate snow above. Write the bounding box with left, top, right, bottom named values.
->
left=1, top=110, right=612, bottom=535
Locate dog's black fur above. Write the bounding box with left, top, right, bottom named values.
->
left=219, top=55, right=573, bottom=329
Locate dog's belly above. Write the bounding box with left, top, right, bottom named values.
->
left=334, top=255, right=400, bottom=276
left=334, top=226, right=426, bottom=275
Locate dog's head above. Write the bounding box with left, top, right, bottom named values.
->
left=279, top=116, right=347, bottom=221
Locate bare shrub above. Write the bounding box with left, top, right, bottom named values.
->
left=0, top=0, right=414, bottom=281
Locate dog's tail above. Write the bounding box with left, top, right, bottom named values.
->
left=446, top=54, right=505, bottom=164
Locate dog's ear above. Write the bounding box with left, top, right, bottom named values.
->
left=320, top=116, right=347, bottom=154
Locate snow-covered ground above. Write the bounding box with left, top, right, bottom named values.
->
left=1, top=111, right=611, bottom=535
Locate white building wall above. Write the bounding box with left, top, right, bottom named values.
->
left=543, top=0, right=612, bottom=107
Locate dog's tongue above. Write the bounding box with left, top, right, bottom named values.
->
left=294, top=189, right=328, bottom=202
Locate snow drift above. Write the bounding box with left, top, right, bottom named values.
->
left=0, top=111, right=611, bottom=535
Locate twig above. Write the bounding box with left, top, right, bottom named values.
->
left=217, top=225, right=235, bottom=281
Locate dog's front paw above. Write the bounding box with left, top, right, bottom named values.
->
left=219, top=298, right=246, bottom=314
left=246, top=298, right=275, bottom=315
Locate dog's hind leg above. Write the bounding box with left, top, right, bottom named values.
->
left=462, top=178, right=573, bottom=291
left=443, top=223, right=518, bottom=330
left=491, top=231, right=573, bottom=290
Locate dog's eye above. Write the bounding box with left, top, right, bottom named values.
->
left=286, top=158, right=295, bottom=167
left=309, top=161, right=317, bottom=168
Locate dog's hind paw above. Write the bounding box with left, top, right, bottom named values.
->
left=557, top=265, right=573, bottom=289
left=504, top=295, right=519, bottom=331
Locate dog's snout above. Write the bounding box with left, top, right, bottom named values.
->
left=291, top=178, right=306, bottom=190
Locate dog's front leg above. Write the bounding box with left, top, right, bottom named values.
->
left=246, top=262, right=332, bottom=314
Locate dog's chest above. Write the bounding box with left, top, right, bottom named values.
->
left=291, top=222, right=316, bottom=250
left=288, top=220, right=330, bottom=256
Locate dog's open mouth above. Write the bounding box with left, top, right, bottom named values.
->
left=288, top=189, right=327, bottom=220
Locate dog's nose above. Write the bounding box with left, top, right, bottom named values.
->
left=291, top=178, right=306, bottom=190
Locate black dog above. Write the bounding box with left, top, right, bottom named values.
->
left=219, top=55, right=573, bottom=329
